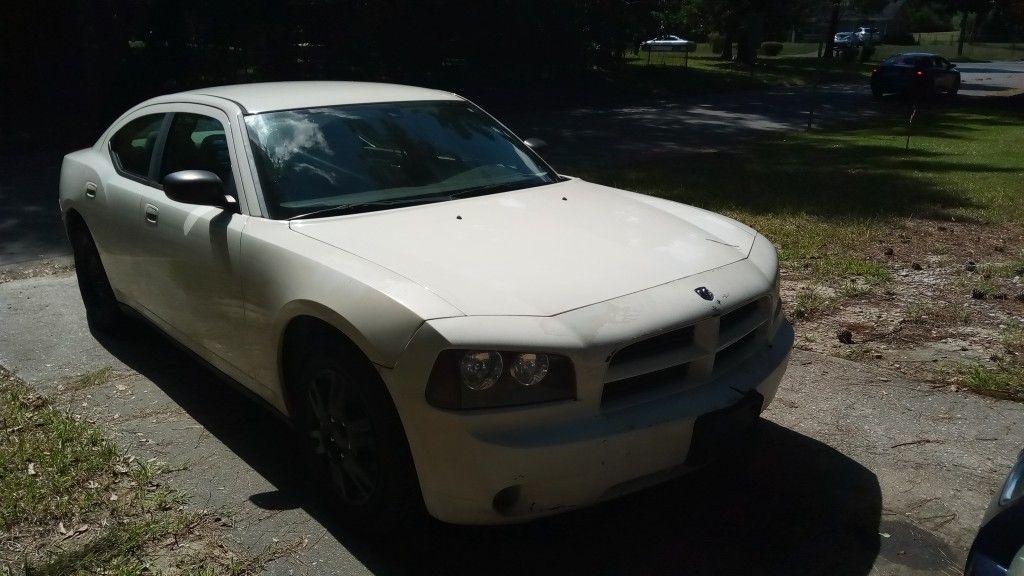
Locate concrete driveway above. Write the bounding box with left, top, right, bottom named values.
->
left=1, top=273, right=1021, bottom=575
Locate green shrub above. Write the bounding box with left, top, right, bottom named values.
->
left=760, top=41, right=784, bottom=56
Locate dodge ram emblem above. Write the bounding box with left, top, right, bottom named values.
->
left=694, top=287, right=714, bottom=301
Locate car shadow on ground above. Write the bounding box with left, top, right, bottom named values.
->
left=96, top=320, right=882, bottom=576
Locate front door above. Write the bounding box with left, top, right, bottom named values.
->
left=135, top=106, right=250, bottom=376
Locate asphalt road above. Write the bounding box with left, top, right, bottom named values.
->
left=1, top=273, right=1021, bottom=575
left=955, top=60, right=1024, bottom=97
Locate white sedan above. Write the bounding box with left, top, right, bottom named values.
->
left=640, top=35, right=696, bottom=52
left=59, top=81, right=792, bottom=527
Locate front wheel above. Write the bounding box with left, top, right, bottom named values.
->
left=295, top=342, right=423, bottom=531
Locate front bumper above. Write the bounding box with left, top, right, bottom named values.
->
left=382, top=255, right=792, bottom=524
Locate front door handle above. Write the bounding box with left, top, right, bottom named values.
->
left=144, top=204, right=159, bottom=225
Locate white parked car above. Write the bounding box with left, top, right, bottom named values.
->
left=640, top=35, right=696, bottom=52
left=856, top=27, right=881, bottom=43
left=834, top=32, right=861, bottom=47
left=59, top=81, right=792, bottom=527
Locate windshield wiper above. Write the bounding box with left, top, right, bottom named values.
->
left=287, top=196, right=448, bottom=220
left=446, top=179, right=540, bottom=200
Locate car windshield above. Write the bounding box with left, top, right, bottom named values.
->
left=245, top=100, right=560, bottom=219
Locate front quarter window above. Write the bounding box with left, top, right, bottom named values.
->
left=245, top=100, right=559, bottom=219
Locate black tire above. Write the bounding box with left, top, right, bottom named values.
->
left=69, top=221, right=125, bottom=333
left=294, top=340, right=424, bottom=532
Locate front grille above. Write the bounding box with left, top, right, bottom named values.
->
left=608, top=325, right=694, bottom=368
left=713, top=331, right=758, bottom=374
left=600, top=295, right=772, bottom=408
left=720, top=300, right=759, bottom=337
left=601, top=363, right=690, bottom=405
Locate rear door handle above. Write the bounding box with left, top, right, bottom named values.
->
left=144, top=204, right=159, bottom=224
left=85, top=182, right=97, bottom=198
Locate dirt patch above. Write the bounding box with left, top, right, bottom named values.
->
left=0, top=258, right=74, bottom=284
left=784, top=220, right=1024, bottom=398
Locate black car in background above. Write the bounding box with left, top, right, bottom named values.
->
left=871, top=52, right=961, bottom=99
left=965, top=449, right=1024, bottom=575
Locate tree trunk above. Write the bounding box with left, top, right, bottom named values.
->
left=957, top=10, right=969, bottom=57
left=721, top=33, right=734, bottom=60
left=824, top=2, right=842, bottom=60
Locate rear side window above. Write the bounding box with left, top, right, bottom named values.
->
left=109, top=114, right=165, bottom=179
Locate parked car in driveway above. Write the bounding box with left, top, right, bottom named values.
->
left=966, top=449, right=1024, bottom=575
left=640, top=35, right=695, bottom=52
left=59, top=81, right=792, bottom=528
left=871, top=53, right=960, bottom=99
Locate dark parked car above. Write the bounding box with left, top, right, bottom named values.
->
left=965, top=449, right=1024, bottom=575
left=871, top=53, right=960, bottom=99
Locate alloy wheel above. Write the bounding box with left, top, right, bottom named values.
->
left=306, top=369, right=379, bottom=506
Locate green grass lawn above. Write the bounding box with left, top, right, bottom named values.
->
left=578, top=102, right=1024, bottom=280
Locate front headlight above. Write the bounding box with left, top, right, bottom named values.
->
left=427, top=350, right=575, bottom=410
left=1000, top=456, right=1024, bottom=506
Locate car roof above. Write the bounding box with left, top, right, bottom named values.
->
left=168, top=81, right=463, bottom=113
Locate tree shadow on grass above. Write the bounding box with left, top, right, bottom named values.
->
left=573, top=139, right=998, bottom=223
left=95, top=322, right=881, bottom=576
left=506, top=94, right=1020, bottom=225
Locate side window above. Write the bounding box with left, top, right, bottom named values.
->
left=159, top=113, right=236, bottom=195
left=109, top=114, right=165, bottom=179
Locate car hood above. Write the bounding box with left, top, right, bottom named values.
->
left=289, top=179, right=756, bottom=317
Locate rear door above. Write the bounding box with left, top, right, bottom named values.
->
left=98, top=112, right=170, bottom=303
left=134, top=106, right=250, bottom=375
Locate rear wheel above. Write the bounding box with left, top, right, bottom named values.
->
left=69, top=220, right=125, bottom=333
left=294, top=341, right=423, bottom=531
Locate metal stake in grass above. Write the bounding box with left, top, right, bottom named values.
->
left=906, top=104, right=917, bottom=151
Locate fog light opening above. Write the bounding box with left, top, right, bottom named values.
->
left=492, top=485, right=522, bottom=516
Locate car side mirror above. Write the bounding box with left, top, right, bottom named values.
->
left=524, top=138, right=547, bottom=151
left=162, top=170, right=229, bottom=208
